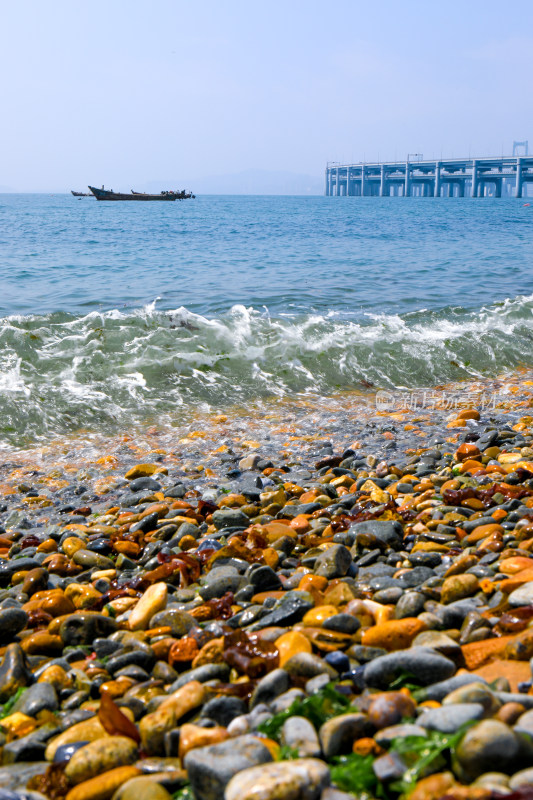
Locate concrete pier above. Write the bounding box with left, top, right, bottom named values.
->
left=325, top=155, right=533, bottom=197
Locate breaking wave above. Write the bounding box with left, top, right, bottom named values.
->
left=1, top=295, right=532, bottom=445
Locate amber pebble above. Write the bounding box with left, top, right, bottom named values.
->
left=38, top=665, right=72, bottom=691
left=362, top=618, right=426, bottom=651
left=262, top=548, right=280, bottom=569
left=179, top=535, right=197, bottom=551
left=447, top=419, right=467, bottom=428
left=65, top=766, right=142, bottom=800
left=139, top=502, right=169, bottom=519
left=352, top=737, right=385, bottom=756
left=298, top=575, right=329, bottom=593
left=302, top=605, right=338, bottom=627
left=42, top=554, right=77, bottom=576
left=178, top=723, right=229, bottom=760
left=407, top=772, right=457, bottom=800
left=113, top=541, right=140, bottom=558
left=275, top=631, right=312, bottom=667
left=37, top=538, right=58, bottom=553
left=218, top=493, right=247, bottom=507
left=476, top=532, right=504, bottom=554
left=465, top=523, right=504, bottom=544
left=20, top=631, right=63, bottom=656
left=444, top=554, right=478, bottom=578
left=323, top=582, right=358, bottom=607
left=62, top=537, right=87, bottom=558
left=11, top=571, right=29, bottom=586
left=441, top=574, right=479, bottom=605
left=460, top=460, right=485, bottom=476
left=457, top=409, right=481, bottom=421
left=64, top=583, right=103, bottom=610
left=151, top=637, right=177, bottom=661
left=500, top=556, right=533, bottom=575
left=500, top=569, right=533, bottom=593
left=99, top=678, right=135, bottom=700
left=298, top=626, right=354, bottom=652
left=299, top=490, right=320, bottom=504
left=125, top=464, right=167, bottom=479
left=251, top=591, right=286, bottom=603
left=24, top=589, right=76, bottom=618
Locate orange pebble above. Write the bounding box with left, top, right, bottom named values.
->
left=298, top=574, right=328, bottom=592
left=456, top=443, right=482, bottom=462
left=290, top=516, right=311, bottom=534
left=456, top=409, right=481, bottom=421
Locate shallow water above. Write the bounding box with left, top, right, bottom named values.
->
left=1, top=194, right=532, bottom=447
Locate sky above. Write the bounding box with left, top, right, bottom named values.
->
left=1, top=0, right=532, bottom=191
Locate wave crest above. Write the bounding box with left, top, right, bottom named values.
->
left=0, top=296, right=532, bottom=444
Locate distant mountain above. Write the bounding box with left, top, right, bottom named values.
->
left=138, top=169, right=324, bottom=196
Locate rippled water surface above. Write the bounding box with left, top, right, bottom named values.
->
left=1, top=193, right=532, bottom=446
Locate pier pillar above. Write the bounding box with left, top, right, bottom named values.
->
left=346, top=168, right=351, bottom=196
left=361, top=164, right=367, bottom=197
left=336, top=168, right=340, bottom=196
left=434, top=163, right=441, bottom=197
left=404, top=162, right=411, bottom=197
left=379, top=165, right=385, bottom=197
left=458, top=182, right=464, bottom=198
left=471, top=160, right=478, bottom=198
left=515, top=158, right=523, bottom=198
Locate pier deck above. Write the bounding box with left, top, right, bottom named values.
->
left=325, top=156, right=533, bottom=197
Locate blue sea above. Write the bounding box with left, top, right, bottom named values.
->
left=1, top=193, right=532, bottom=447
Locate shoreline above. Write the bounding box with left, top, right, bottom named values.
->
left=0, top=373, right=532, bottom=796
left=1, top=369, right=532, bottom=487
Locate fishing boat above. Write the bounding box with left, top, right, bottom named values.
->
left=71, top=190, right=92, bottom=197
left=88, top=186, right=195, bottom=201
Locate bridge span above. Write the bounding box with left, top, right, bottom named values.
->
left=325, top=156, right=533, bottom=197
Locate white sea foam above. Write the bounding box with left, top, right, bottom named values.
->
left=0, top=296, right=532, bottom=444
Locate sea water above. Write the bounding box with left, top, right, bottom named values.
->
left=0, top=193, right=532, bottom=448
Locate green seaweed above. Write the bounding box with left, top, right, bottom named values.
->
left=388, top=671, right=424, bottom=692
left=330, top=752, right=386, bottom=799
left=0, top=687, right=27, bottom=719
left=388, top=726, right=472, bottom=796
left=276, top=745, right=300, bottom=761
left=257, top=684, right=355, bottom=741
left=328, top=724, right=474, bottom=799
left=172, top=786, right=195, bottom=800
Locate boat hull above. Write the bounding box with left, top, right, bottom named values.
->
left=88, top=186, right=193, bottom=201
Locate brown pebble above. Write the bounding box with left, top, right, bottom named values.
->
left=21, top=567, right=49, bottom=597
left=496, top=702, right=526, bottom=725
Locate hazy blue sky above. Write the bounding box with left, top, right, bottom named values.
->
left=1, top=0, right=532, bottom=191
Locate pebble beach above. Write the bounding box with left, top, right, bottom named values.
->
left=0, top=373, right=532, bottom=800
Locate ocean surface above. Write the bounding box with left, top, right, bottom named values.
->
left=1, top=193, right=532, bottom=448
